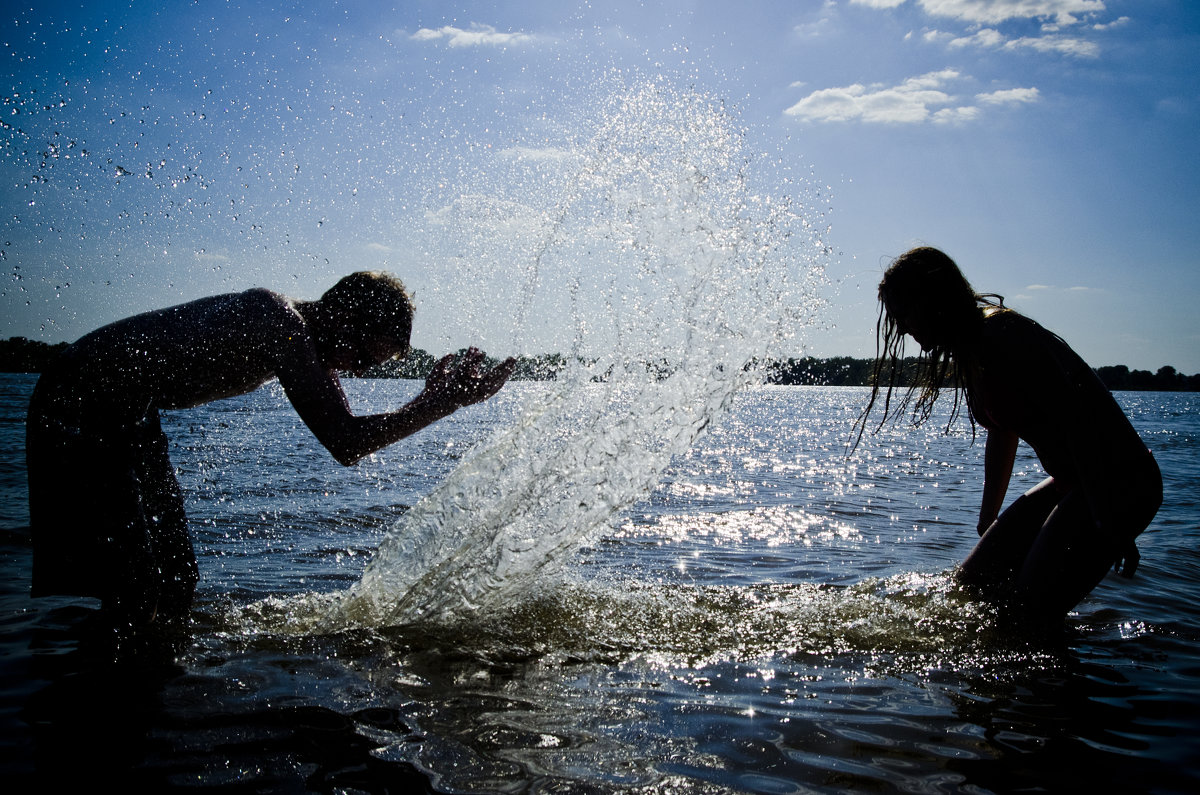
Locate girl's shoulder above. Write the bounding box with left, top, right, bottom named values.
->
left=980, top=308, right=1046, bottom=349
left=980, top=308, right=1099, bottom=386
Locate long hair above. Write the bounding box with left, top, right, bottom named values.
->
left=849, top=247, right=1004, bottom=452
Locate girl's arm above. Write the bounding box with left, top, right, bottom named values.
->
left=978, top=427, right=1019, bottom=535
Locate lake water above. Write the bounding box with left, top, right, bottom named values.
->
left=2, top=371, right=1198, bottom=793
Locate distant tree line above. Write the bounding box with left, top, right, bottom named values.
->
left=1092, top=364, right=1200, bottom=392
left=761, top=356, right=1200, bottom=391
left=0, top=337, right=69, bottom=373
left=3, top=336, right=1198, bottom=391
left=363, top=349, right=570, bottom=381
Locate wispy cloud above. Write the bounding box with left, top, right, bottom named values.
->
left=410, top=23, right=533, bottom=48
left=931, top=106, right=981, bottom=124
left=784, top=69, right=1037, bottom=125
left=943, top=28, right=1007, bottom=48
left=793, top=17, right=833, bottom=39
left=1092, top=16, right=1130, bottom=31
left=910, top=1, right=1107, bottom=26
left=1006, top=34, right=1099, bottom=57
left=938, top=27, right=1100, bottom=57
left=865, top=0, right=1115, bottom=58
left=1017, top=283, right=1096, bottom=299
left=793, top=0, right=841, bottom=38
left=976, top=87, right=1040, bottom=105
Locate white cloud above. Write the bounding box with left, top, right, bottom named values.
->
left=786, top=70, right=1039, bottom=124
left=366, top=242, right=394, bottom=253
left=851, top=0, right=908, bottom=8
left=932, top=106, right=981, bottom=124
left=410, top=23, right=532, bottom=48
left=1008, top=34, right=1098, bottom=57
left=916, top=0, right=1106, bottom=26
left=1093, top=15, right=1129, bottom=31
left=1024, top=283, right=1094, bottom=292
left=938, top=26, right=1099, bottom=58
left=905, top=69, right=962, bottom=90
left=976, top=86, right=1039, bottom=104
left=785, top=69, right=965, bottom=124
left=948, top=28, right=1006, bottom=49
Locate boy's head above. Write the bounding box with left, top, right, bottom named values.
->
left=315, top=271, right=414, bottom=372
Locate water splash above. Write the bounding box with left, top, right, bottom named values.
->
left=231, top=571, right=1036, bottom=676
left=474, top=572, right=1030, bottom=673
left=323, top=79, right=827, bottom=629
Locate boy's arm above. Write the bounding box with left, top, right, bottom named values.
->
left=275, top=330, right=514, bottom=465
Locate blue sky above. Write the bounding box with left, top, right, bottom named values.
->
left=3, top=0, right=1197, bottom=372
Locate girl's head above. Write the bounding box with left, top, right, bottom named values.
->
left=878, top=246, right=982, bottom=353
left=851, top=247, right=1001, bottom=451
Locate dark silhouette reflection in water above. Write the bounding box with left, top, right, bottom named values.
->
left=3, top=584, right=180, bottom=789
left=943, top=636, right=1200, bottom=794
left=3, top=584, right=432, bottom=792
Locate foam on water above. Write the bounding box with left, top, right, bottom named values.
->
left=472, top=572, right=1041, bottom=674
left=320, top=79, right=827, bottom=629
left=235, top=571, right=1043, bottom=676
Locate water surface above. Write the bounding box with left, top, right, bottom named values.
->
left=2, top=374, right=1197, bottom=793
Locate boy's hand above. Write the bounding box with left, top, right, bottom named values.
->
left=422, top=347, right=516, bottom=412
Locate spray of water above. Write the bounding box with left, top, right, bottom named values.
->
left=322, top=79, right=828, bottom=629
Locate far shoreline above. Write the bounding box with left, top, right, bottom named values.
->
left=2, top=337, right=1197, bottom=392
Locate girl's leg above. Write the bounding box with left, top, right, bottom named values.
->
left=1014, top=461, right=1162, bottom=623
left=958, top=477, right=1059, bottom=597
left=1011, top=490, right=1117, bottom=622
